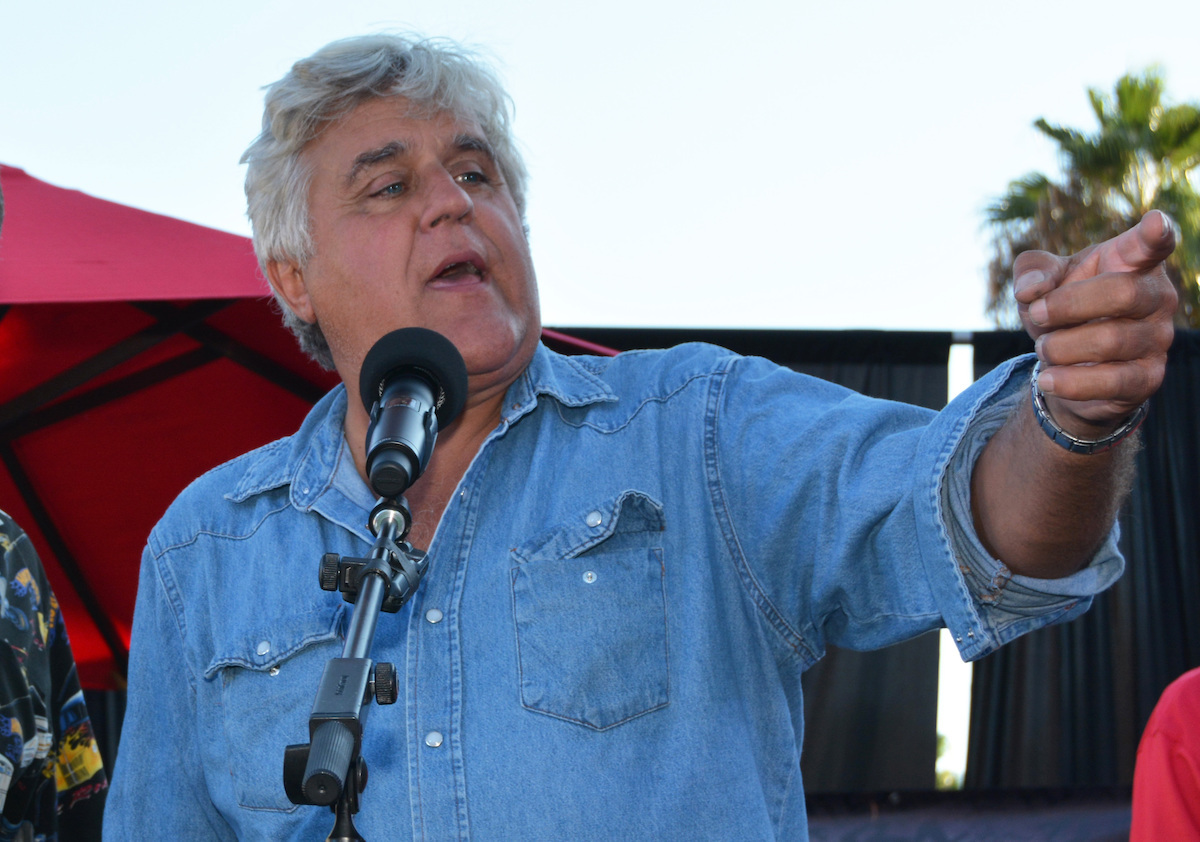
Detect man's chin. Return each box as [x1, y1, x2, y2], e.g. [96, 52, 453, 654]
[440, 317, 539, 380]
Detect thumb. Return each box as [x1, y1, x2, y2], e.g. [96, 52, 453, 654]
[1080, 210, 1177, 277]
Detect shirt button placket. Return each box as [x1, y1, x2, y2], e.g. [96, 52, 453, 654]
[423, 606, 446, 753]
[416, 575, 461, 834]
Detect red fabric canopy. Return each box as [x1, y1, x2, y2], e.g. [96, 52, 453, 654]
[0, 165, 339, 689]
[0, 165, 267, 302]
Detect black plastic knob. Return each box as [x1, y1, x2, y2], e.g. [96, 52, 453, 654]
[373, 662, 398, 705]
[319, 554, 340, 592]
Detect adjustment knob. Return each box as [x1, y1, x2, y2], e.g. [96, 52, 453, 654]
[319, 554, 340, 592]
[373, 662, 398, 705]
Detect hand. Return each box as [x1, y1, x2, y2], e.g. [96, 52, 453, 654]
[1013, 210, 1178, 436]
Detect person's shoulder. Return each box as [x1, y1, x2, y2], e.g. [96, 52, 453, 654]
[1141, 666, 1200, 751]
[146, 436, 291, 550]
[536, 342, 854, 423]
[0, 507, 22, 540]
[1157, 666, 1200, 714]
[0, 508, 36, 575]
[572, 342, 749, 392]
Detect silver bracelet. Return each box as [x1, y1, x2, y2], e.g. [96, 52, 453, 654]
[1030, 362, 1148, 455]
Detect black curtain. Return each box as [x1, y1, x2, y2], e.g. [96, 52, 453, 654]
[965, 330, 1200, 787]
[558, 328, 951, 792]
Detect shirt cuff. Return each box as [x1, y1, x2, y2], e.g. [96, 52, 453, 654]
[940, 354, 1124, 651]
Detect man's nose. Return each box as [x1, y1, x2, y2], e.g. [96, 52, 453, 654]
[421, 171, 474, 229]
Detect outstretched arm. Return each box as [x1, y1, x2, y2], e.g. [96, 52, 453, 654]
[971, 210, 1178, 578]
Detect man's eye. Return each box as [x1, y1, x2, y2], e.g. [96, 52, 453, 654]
[372, 181, 405, 197]
[456, 170, 489, 186]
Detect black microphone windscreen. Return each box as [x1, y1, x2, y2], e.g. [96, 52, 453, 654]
[358, 328, 468, 426]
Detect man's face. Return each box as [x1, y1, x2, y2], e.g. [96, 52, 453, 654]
[269, 97, 541, 400]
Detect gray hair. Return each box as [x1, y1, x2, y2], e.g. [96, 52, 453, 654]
[241, 34, 529, 369]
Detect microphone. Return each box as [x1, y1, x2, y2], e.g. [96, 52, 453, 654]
[358, 328, 468, 499]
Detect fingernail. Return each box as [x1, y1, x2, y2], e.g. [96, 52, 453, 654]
[1034, 334, 1044, 357]
[1030, 298, 1049, 325]
[1015, 270, 1045, 294]
[1159, 210, 1180, 242]
[1037, 367, 1055, 395]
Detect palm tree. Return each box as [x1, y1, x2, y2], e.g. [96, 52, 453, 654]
[986, 69, 1200, 327]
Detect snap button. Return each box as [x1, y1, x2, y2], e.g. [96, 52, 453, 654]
[426, 608, 444, 624]
[256, 640, 270, 656]
[425, 731, 444, 748]
[583, 571, 597, 584]
[585, 511, 602, 528]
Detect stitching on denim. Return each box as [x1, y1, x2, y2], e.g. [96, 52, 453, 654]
[510, 490, 665, 565]
[550, 369, 715, 433]
[518, 698, 671, 731]
[703, 360, 818, 665]
[151, 499, 293, 557]
[203, 614, 342, 678]
[151, 549, 199, 694]
[445, 451, 481, 839]
[510, 548, 671, 731]
[224, 437, 293, 502]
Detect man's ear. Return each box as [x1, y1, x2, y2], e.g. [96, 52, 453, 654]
[266, 259, 316, 324]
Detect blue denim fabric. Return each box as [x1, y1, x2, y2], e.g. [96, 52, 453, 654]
[105, 343, 1120, 841]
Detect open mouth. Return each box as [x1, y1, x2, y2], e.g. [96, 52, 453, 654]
[433, 260, 484, 282]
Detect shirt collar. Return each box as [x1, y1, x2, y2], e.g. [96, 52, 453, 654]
[227, 386, 349, 507]
[502, 343, 616, 424]
[228, 343, 616, 504]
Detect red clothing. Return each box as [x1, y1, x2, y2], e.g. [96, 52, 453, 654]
[1132, 666, 1200, 841]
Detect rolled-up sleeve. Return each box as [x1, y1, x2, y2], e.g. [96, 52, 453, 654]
[929, 354, 1123, 661]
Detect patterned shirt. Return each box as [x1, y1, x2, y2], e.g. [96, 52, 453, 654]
[0, 510, 106, 841]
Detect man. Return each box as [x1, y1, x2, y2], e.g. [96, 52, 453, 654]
[105, 34, 1177, 840]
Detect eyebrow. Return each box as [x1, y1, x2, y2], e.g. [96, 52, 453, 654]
[453, 133, 496, 160]
[343, 133, 497, 188]
[345, 141, 407, 187]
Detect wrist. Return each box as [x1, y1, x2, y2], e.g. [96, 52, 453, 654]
[1030, 362, 1147, 455]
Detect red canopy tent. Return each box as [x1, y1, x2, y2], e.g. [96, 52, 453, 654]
[0, 164, 341, 689]
[0, 165, 611, 691]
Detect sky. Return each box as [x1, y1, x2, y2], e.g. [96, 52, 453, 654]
[3, 0, 1199, 333]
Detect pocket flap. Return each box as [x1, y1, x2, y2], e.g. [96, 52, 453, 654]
[512, 491, 665, 565]
[203, 603, 344, 680]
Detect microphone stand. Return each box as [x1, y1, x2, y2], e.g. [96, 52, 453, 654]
[283, 495, 429, 841]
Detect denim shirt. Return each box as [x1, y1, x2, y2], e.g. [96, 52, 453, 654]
[106, 343, 1121, 841]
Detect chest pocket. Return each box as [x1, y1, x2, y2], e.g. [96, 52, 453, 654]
[510, 491, 668, 731]
[203, 605, 344, 812]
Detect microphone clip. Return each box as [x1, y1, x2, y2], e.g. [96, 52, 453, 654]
[318, 497, 428, 614]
